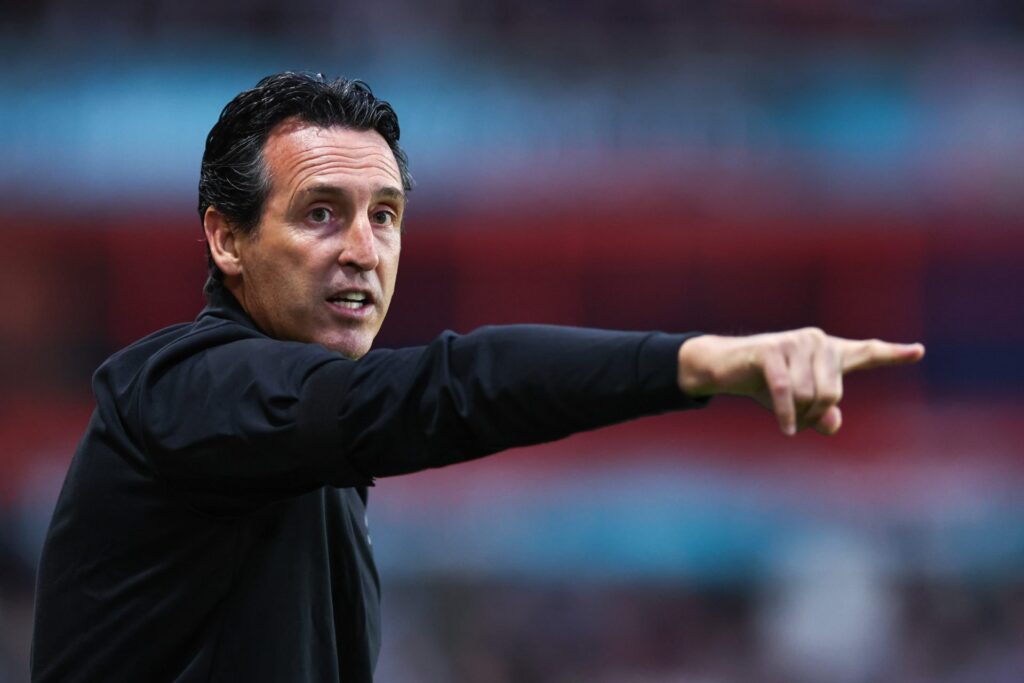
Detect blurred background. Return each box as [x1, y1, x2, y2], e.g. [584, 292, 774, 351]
[2, 1, 1023, 681]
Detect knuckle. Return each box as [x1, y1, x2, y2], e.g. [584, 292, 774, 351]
[768, 377, 791, 397]
[793, 387, 814, 403]
[864, 339, 890, 359]
[761, 351, 783, 374]
[819, 389, 842, 405]
[804, 327, 827, 349]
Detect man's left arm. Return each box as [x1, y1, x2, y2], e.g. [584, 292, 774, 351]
[314, 325, 709, 478]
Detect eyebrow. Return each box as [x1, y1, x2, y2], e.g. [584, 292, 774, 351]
[294, 184, 406, 206]
[375, 186, 406, 204]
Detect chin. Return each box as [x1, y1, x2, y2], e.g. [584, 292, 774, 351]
[320, 335, 373, 359]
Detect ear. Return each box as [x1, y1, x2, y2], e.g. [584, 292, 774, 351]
[203, 207, 244, 277]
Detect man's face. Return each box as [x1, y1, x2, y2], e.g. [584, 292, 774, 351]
[232, 120, 404, 358]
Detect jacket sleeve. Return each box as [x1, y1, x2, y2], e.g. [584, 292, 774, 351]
[307, 325, 708, 477]
[134, 324, 708, 501]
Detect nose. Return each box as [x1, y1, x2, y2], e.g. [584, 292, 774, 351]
[339, 214, 380, 272]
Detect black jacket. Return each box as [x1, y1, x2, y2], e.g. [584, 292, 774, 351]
[31, 281, 707, 682]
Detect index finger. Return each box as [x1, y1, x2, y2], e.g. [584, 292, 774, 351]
[838, 338, 925, 374]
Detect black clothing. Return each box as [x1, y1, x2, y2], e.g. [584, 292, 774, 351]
[31, 282, 707, 682]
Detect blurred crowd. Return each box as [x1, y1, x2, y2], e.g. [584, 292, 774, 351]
[1, 0, 1022, 680]
[376, 576, 1024, 683]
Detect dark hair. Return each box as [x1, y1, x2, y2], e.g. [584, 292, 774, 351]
[198, 71, 413, 282]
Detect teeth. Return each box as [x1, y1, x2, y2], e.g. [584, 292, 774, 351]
[327, 290, 368, 309]
[330, 292, 368, 307]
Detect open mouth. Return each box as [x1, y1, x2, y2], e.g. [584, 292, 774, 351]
[326, 290, 374, 314]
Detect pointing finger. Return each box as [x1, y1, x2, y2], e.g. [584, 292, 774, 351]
[839, 339, 925, 374]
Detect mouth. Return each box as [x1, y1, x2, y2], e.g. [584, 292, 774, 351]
[325, 290, 375, 317]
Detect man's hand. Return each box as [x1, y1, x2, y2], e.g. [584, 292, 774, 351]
[677, 328, 925, 436]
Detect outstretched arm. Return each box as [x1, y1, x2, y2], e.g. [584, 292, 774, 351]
[676, 327, 925, 436]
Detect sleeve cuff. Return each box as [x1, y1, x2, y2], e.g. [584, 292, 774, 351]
[636, 332, 713, 411]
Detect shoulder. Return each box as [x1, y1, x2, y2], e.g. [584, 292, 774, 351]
[94, 315, 343, 407]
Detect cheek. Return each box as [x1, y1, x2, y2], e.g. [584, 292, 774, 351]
[269, 237, 323, 285]
[382, 241, 401, 288]
[247, 240, 319, 309]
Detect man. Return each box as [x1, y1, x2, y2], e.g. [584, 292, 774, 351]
[31, 72, 923, 682]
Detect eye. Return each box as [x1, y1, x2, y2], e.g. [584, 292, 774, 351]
[308, 207, 332, 224]
[371, 208, 397, 227]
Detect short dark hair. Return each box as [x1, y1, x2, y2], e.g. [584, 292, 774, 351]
[198, 71, 413, 283]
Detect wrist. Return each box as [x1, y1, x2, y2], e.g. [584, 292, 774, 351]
[677, 334, 723, 397]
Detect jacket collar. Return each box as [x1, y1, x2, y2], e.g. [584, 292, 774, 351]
[197, 277, 260, 332]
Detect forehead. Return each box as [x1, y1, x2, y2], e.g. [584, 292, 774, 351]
[261, 120, 402, 196]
